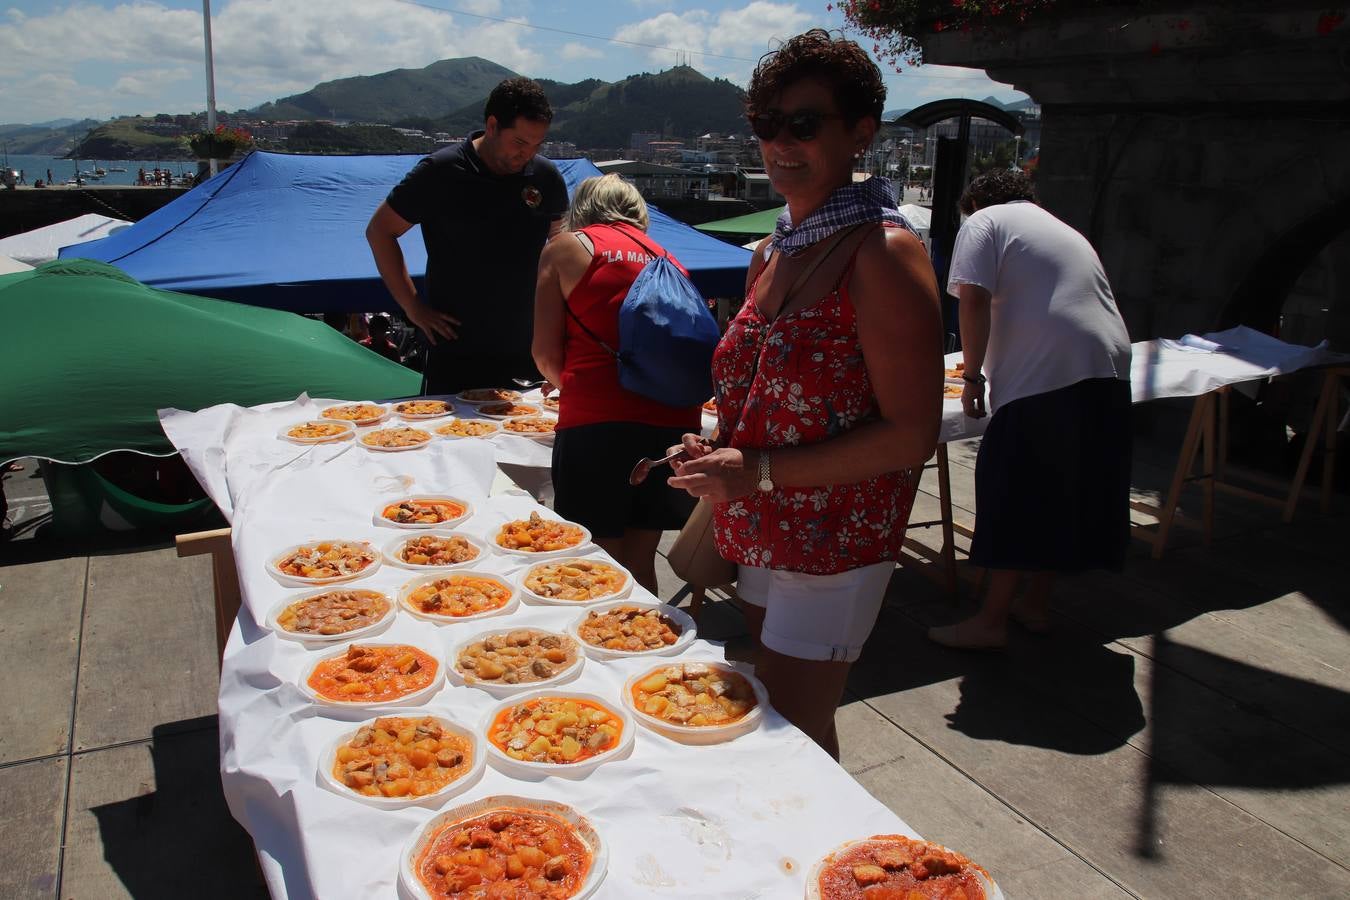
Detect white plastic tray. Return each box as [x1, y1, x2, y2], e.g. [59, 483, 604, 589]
[276, 419, 355, 445]
[454, 388, 523, 405]
[383, 531, 489, 571]
[567, 598, 697, 660]
[390, 399, 453, 420]
[397, 571, 519, 625]
[622, 659, 768, 745]
[358, 426, 434, 452]
[298, 641, 445, 709]
[319, 402, 388, 427]
[372, 495, 474, 530]
[399, 795, 607, 900]
[490, 516, 592, 560]
[266, 539, 381, 587]
[433, 417, 502, 440]
[265, 587, 396, 644]
[316, 712, 485, 810]
[448, 627, 585, 697]
[804, 836, 1002, 900]
[517, 556, 633, 607]
[480, 690, 634, 779]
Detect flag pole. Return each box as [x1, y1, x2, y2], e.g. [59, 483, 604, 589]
[202, 0, 219, 177]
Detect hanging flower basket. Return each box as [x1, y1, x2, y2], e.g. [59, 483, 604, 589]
[188, 125, 253, 160]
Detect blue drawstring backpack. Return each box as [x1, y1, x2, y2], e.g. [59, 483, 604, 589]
[566, 231, 721, 408]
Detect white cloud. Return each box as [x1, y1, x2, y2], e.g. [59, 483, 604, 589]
[612, 2, 815, 68]
[113, 67, 192, 98]
[560, 42, 603, 61]
[0, 0, 542, 120]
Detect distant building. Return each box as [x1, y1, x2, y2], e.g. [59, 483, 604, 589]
[541, 140, 582, 159]
[593, 159, 711, 200]
[736, 167, 783, 203]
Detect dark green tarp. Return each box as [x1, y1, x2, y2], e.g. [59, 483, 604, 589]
[1, 259, 420, 465]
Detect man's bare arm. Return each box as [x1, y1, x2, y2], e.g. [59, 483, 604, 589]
[365, 201, 460, 343]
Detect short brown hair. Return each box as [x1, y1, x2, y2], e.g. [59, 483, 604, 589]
[959, 170, 1036, 216]
[484, 77, 553, 128]
[745, 29, 885, 126]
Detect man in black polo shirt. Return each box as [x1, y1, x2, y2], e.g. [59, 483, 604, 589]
[366, 77, 569, 393]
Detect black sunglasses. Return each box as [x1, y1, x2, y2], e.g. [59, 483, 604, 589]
[749, 109, 844, 142]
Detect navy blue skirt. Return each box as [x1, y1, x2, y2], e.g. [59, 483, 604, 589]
[969, 377, 1132, 573]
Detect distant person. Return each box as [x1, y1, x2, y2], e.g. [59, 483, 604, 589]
[360, 315, 402, 363]
[47, 168, 53, 184]
[137, 167, 146, 185]
[928, 169, 1132, 650]
[366, 77, 568, 393]
[17, 170, 24, 185]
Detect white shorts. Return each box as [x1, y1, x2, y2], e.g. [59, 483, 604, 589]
[737, 562, 895, 663]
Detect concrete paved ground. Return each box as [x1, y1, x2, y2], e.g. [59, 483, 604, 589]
[1, 422, 1346, 898]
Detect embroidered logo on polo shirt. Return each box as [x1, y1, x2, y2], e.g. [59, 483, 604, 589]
[522, 186, 542, 209]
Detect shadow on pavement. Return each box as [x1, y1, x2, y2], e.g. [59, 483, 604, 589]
[89, 718, 267, 900]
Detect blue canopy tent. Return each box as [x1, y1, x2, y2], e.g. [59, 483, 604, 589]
[63, 151, 750, 310]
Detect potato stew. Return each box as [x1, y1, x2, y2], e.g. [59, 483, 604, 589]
[488, 697, 621, 765]
[816, 835, 989, 900]
[631, 662, 756, 727]
[456, 630, 578, 686]
[395, 534, 480, 566]
[333, 716, 472, 800]
[523, 559, 626, 602]
[406, 575, 512, 619]
[576, 605, 680, 652]
[275, 541, 376, 580]
[415, 808, 591, 899]
[276, 589, 390, 637]
[307, 644, 437, 703]
[495, 512, 586, 554]
[381, 498, 468, 526]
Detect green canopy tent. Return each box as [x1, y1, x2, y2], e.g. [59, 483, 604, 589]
[2, 259, 420, 534]
[695, 205, 785, 240]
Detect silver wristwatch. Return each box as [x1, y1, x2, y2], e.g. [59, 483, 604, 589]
[757, 452, 774, 492]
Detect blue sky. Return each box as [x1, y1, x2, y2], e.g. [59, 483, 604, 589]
[0, 0, 1027, 124]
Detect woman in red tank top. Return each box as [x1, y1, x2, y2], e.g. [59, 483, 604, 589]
[533, 175, 701, 591]
[667, 32, 944, 758]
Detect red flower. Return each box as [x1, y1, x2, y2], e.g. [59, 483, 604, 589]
[1317, 13, 1344, 35]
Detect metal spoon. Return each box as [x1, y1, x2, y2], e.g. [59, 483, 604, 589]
[511, 378, 549, 388]
[629, 447, 691, 486]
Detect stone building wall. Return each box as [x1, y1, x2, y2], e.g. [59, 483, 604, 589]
[919, 2, 1350, 347]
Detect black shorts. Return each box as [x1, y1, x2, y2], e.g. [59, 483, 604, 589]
[969, 377, 1132, 573]
[551, 421, 696, 539]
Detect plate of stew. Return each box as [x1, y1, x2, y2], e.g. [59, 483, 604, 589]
[806, 834, 999, 900]
[300, 641, 444, 708]
[318, 712, 483, 810]
[400, 795, 607, 900]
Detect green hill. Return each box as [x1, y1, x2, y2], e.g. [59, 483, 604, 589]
[251, 57, 519, 123]
[431, 67, 745, 146]
[71, 117, 193, 160]
[0, 119, 99, 155]
[549, 67, 746, 148]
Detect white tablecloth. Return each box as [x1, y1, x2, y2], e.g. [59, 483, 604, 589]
[160, 405, 926, 900]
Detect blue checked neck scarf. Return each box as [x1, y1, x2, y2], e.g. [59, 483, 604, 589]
[770, 176, 912, 257]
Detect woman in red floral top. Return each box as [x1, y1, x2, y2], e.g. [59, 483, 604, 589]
[669, 30, 943, 757]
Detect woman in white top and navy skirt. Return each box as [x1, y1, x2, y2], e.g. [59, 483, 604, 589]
[929, 170, 1133, 650]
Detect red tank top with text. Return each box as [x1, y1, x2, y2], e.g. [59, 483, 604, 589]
[557, 223, 702, 431]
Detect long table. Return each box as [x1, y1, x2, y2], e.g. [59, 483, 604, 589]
[161, 398, 956, 900]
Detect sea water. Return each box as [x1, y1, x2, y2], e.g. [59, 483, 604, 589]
[3, 154, 197, 186]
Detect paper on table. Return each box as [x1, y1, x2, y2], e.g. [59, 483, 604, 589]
[186, 419, 921, 900]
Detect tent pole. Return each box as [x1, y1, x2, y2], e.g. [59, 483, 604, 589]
[202, 0, 218, 178]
